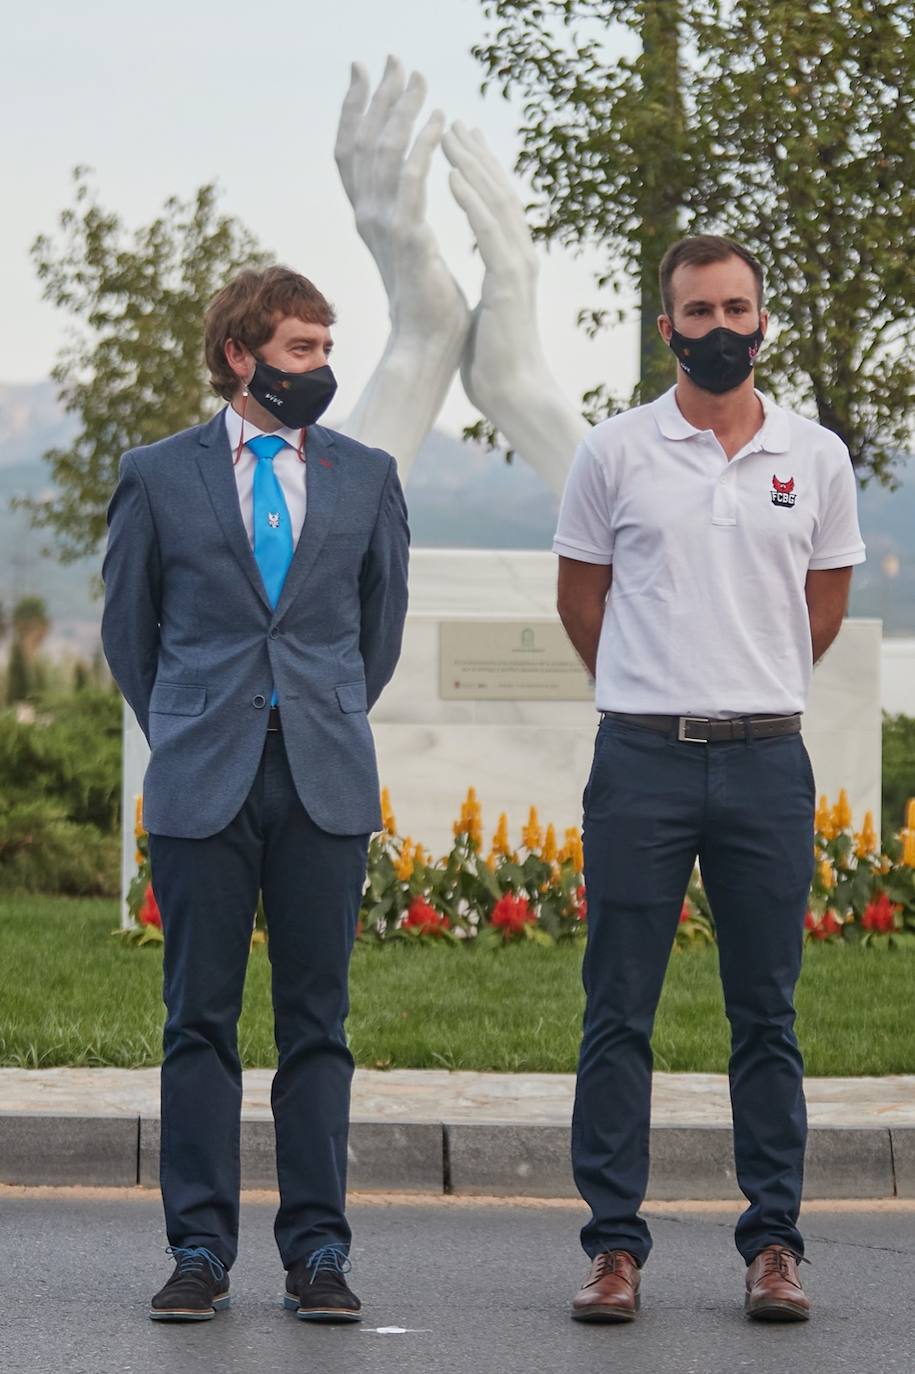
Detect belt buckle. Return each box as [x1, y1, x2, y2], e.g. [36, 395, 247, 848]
[677, 716, 709, 744]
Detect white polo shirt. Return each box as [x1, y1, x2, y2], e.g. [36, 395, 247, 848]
[553, 386, 866, 717]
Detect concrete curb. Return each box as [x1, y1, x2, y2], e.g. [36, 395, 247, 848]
[0, 1115, 911, 1198]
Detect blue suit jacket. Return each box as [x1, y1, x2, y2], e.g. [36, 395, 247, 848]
[101, 410, 409, 838]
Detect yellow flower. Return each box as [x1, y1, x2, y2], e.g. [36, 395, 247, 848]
[522, 806, 543, 853]
[395, 838, 414, 882]
[543, 823, 558, 863]
[134, 848, 144, 867]
[454, 787, 483, 847]
[902, 829, 915, 868]
[831, 788, 853, 833]
[906, 798, 915, 831]
[414, 843, 426, 868]
[134, 794, 145, 840]
[381, 787, 397, 836]
[558, 827, 584, 871]
[492, 812, 511, 856]
[818, 857, 835, 890]
[814, 794, 836, 840]
[854, 810, 878, 859]
[486, 851, 497, 872]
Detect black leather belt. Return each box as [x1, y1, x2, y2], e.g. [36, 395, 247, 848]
[602, 712, 802, 743]
[266, 706, 282, 733]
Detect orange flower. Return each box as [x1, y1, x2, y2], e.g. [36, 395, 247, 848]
[558, 827, 584, 871]
[831, 788, 853, 833]
[395, 839, 415, 882]
[817, 857, 835, 890]
[134, 794, 145, 840]
[854, 810, 878, 859]
[522, 806, 543, 853]
[814, 794, 836, 840]
[492, 812, 511, 857]
[902, 830, 915, 868]
[542, 823, 558, 863]
[381, 787, 397, 836]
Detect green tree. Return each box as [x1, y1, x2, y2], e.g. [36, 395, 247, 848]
[17, 171, 267, 561]
[475, 0, 915, 481]
[6, 640, 31, 705]
[882, 712, 915, 835]
[12, 595, 50, 662]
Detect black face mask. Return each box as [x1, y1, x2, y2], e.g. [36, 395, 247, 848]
[247, 358, 337, 428]
[668, 323, 764, 394]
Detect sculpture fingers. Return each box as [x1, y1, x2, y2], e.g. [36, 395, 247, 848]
[447, 168, 508, 269]
[372, 71, 428, 212]
[451, 122, 533, 253]
[353, 55, 405, 204]
[334, 61, 370, 204]
[395, 109, 445, 227]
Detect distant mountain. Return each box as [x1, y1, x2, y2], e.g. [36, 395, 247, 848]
[0, 381, 913, 651]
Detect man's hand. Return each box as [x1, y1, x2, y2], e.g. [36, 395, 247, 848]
[806, 567, 852, 663]
[335, 56, 469, 351]
[442, 122, 588, 496]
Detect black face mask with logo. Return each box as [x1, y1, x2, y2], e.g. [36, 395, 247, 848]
[247, 358, 338, 429]
[668, 324, 764, 395]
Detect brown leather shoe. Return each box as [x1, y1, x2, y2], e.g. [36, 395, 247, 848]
[745, 1245, 810, 1322]
[571, 1250, 641, 1323]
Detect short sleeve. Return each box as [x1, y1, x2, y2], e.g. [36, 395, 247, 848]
[552, 439, 614, 565]
[809, 449, 866, 570]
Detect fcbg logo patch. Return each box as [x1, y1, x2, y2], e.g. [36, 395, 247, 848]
[771, 474, 797, 508]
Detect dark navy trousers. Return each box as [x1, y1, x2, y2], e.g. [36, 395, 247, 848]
[573, 716, 815, 1266]
[148, 733, 369, 1271]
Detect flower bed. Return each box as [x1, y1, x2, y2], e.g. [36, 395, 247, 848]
[124, 788, 915, 949]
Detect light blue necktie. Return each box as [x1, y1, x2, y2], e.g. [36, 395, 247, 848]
[248, 434, 294, 704]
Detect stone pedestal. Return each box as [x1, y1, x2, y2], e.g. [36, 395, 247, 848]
[119, 549, 883, 922]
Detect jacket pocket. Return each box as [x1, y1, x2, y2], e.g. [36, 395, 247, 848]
[150, 682, 207, 716]
[335, 681, 368, 713]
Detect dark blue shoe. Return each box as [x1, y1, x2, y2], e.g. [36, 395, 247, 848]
[149, 1246, 230, 1322]
[283, 1246, 361, 1322]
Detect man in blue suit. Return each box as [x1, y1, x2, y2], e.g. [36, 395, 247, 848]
[102, 265, 409, 1323]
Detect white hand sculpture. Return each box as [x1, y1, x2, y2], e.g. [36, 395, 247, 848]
[442, 122, 588, 496]
[335, 56, 470, 478]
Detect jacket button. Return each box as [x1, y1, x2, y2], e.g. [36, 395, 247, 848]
[252, 694, 266, 709]
[269, 628, 279, 639]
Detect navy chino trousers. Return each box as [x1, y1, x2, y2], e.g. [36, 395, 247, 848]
[572, 715, 816, 1266]
[148, 732, 369, 1271]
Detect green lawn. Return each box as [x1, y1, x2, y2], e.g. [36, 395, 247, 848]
[2, 896, 914, 1075]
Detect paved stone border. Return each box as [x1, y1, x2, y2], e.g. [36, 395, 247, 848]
[0, 1115, 911, 1197]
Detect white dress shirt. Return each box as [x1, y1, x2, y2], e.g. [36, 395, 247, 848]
[553, 386, 866, 717]
[223, 405, 308, 550]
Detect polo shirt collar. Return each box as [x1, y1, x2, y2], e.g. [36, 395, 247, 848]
[652, 385, 791, 455]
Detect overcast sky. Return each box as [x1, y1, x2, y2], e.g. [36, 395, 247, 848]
[2, 0, 639, 435]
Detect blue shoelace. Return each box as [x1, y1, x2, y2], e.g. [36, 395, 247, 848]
[306, 1245, 351, 1282]
[167, 1245, 226, 1282]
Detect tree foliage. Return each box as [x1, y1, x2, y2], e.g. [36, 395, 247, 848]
[475, 0, 915, 482]
[19, 171, 266, 560]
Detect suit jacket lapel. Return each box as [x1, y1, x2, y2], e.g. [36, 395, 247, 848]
[195, 410, 272, 611]
[273, 425, 340, 620]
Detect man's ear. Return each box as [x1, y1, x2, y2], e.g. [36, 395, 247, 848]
[657, 313, 674, 345]
[225, 337, 255, 383]
[759, 309, 769, 339]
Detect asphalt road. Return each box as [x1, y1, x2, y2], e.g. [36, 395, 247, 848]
[1, 1190, 912, 1374]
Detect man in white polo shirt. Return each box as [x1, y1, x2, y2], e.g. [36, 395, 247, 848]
[555, 234, 864, 1325]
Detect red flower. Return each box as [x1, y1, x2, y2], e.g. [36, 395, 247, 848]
[402, 897, 450, 936]
[679, 902, 691, 925]
[861, 891, 900, 935]
[576, 885, 588, 922]
[139, 882, 161, 929]
[805, 908, 841, 940]
[491, 894, 534, 935]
